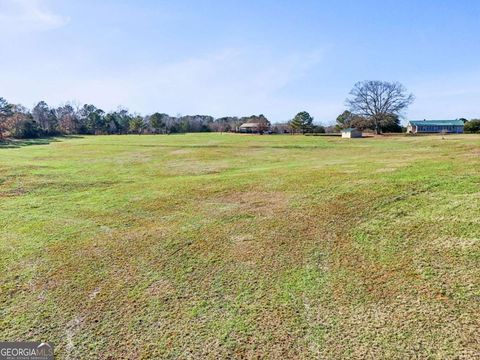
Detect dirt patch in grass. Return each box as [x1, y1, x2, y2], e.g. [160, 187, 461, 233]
[146, 278, 175, 298]
[213, 191, 291, 217]
[170, 149, 193, 155]
[229, 233, 257, 265]
[204, 191, 307, 268]
[0, 188, 28, 197]
[164, 159, 231, 176]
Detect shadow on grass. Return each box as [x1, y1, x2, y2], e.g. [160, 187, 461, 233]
[0, 135, 84, 149]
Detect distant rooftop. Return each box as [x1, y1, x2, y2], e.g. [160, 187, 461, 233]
[239, 123, 261, 128]
[408, 120, 464, 126]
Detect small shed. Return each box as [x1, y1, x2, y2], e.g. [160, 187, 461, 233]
[341, 128, 362, 138]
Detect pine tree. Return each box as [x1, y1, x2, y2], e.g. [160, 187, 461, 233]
[0, 97, 13, 139]
[290, 111, 314, 134]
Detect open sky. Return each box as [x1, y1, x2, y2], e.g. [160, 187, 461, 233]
[1, 0, 480, 124]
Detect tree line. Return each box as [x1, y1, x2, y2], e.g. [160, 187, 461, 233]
[2, 81, 479, 139]
[0, 97, 275, 139]
[0, 81, 412, 139]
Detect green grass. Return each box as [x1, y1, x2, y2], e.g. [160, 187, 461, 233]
[0, 133, 479, 359]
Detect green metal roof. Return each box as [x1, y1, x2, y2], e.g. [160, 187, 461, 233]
[408, 120, 464, 126]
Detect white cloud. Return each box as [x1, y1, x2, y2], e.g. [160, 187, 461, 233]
[0, 0, 69, 32]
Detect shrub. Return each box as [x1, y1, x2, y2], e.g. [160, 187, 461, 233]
[465, 119, 480, 133]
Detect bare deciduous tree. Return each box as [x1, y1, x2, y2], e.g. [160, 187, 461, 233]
[346, 81, 414, 134]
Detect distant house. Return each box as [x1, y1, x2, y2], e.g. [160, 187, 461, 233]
[406, 120, 464, 134]
[239, 123, 263, 133]
[238, 116, 271, 134]
[341, 128, 362, 138]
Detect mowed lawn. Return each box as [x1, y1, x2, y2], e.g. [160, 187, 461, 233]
[1, 133, 479, 359]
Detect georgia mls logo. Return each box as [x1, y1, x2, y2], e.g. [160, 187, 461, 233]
[0, 342, 54, 360]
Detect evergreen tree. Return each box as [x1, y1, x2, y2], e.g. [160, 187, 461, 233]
[150, 113, 167, 134]
[0, 97, 13, 139]
[290, 111, 314, 134]
[129, 116, 145, 134]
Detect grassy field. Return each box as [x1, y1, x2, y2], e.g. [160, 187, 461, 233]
[1, 133, 479, 359]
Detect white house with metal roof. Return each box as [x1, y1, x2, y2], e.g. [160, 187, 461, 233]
[406, 120, 465, 134]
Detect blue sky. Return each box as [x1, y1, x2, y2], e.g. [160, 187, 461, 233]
[1, 0, 480, 124]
